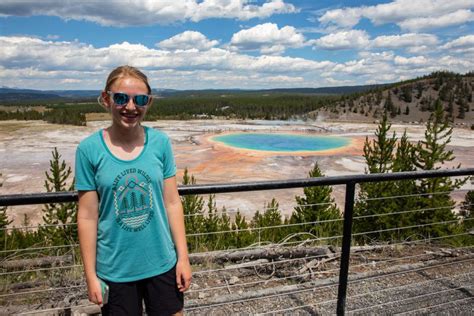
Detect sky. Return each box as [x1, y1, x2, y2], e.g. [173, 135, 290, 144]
[0, 0, 473, 90]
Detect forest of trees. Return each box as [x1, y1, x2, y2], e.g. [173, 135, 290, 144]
[1, 71, 471, 126]
[0, 94, 338, 126]
[330, 71, 473, 125]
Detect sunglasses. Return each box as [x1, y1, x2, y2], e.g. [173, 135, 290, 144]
[107, 91, 151, 107]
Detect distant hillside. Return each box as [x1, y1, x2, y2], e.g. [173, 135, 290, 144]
[0, 88, 99, 102]
[315, 71, 474, 126]
[261, 85, 388, 95]
[0, 92, 62, 101]
[0, 84, 386, 102]
[155, 85, 387, 97]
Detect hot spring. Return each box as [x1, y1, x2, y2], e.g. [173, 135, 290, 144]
[211, 133, 351, 152]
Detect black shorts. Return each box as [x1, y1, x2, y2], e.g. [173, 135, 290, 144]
[101, 265, 183, 316]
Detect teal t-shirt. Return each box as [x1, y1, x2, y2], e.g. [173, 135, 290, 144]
[75, 126, 177, 282]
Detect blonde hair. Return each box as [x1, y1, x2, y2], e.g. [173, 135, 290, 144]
[105, 65, 151, 94]
[98, 65, 152, 107]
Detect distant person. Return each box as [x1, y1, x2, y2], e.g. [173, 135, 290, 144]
[75, 65, 191, 315]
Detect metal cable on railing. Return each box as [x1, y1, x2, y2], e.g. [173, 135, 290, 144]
[394, 297, 474, 315]
[0, 222, 78, 232]
[185, 280, 339, 312]
[347, 285, 473, 314]
[360, 189, 467, 202]
[0, 264, 83, 276]
[0, 243, 79, 254]
[10, 303, 94, 315]
[352, 205, 462, 220]
[186, 217, 344, 237]
[346, 257, 473, 287]
[352, 219, 462, 237]
[346, 272, 474, 308]
[0, 284, 85, 298]
[183, 201, 335, 218]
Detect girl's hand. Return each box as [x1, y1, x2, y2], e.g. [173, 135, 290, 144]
[176, 258, 192, 292]
[87, 276, 104, 306]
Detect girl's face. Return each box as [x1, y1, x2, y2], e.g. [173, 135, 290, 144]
[103, 76, 151, 131]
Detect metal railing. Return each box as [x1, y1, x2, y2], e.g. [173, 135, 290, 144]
[1, 168, 474, 315]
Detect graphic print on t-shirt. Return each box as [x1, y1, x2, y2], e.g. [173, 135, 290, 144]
[112, 168, 154, 232]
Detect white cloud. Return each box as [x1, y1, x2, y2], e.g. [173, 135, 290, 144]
[372, 33, 439, 49]
[312, 30, 370, 50]
[319, 0, 474, 31]
[406, 46, 432, 54]
[0, 0, 297, 26]
[442, 34, 474, 54]
[61, 78, 82, 84]
[230, 23, 305, 55]
[398, 9, 474, 31]
[157, 31, 218, 51]
[1, 35, 472, 90]
[394, 55, 429, 67]
[189, 0, 297, 22]
[318, 7, 363, 30]
[0, 36, 333, 89]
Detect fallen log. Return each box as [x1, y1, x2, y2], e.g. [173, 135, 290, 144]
[189, 244, 403, 265]
[1, 255, 73, 269]
[190, 246, 334, 265]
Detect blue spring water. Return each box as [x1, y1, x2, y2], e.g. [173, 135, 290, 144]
[212, 133, 350, 152]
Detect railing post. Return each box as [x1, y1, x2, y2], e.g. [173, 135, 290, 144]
[337, 181, 356, 315]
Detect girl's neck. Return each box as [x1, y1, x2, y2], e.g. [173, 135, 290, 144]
[107, 124, 144, 145]
[104, 124, 146, 161]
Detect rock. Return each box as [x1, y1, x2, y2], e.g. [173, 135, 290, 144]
[198, 292, 208, 299]
[228, 276, 240, 285]
[190, 283, 200, 290]
[71, 300, 100, 316]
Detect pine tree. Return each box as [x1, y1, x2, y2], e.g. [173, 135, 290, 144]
[414, 99, 466, 238]
[354, 114, 401, 243]
[291, 163, 341, 243]
[376, 90, 383, 105]
[203, 194, 221, 250]
[231, 211, 253, 248]
[400, 85, 413, 102]
[218, 206, 232, 248]
[447, 98, 454, 121]
[0, 173, 13, 251]
[384, 92, 394, 114]
[457, 98, 466, 119]
[391, 131, 419, 239]
[415, 82, 424, 99]
[459, 191, 474, 231]
[364, 113, 396, 174]
[252, 198, 284, 243]
[40, 147, 77, 246]
[181, 168, 205, 251]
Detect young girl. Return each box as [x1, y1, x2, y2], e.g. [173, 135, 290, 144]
[75, 65, 191, 315]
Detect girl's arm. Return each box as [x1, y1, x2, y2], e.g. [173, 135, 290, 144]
[163, 176, 192, 292]
[77, 190, 103, 305]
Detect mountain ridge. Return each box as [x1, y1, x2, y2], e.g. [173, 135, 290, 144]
[0, 84, 388, 102]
